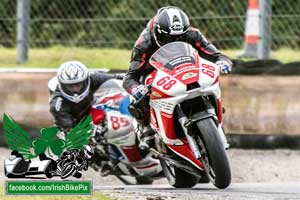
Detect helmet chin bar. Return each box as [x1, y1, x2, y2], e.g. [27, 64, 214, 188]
[153, 31, 182, 47]
[62, 88, 89, 103]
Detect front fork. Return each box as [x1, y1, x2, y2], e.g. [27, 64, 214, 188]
[176, 105, 202, 159]
[176, 102, 229, 161]
[205, 96, 229, 149]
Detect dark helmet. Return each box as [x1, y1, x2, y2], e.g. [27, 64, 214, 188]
[57, 61, 90, 103]
[153, 6, 190, 47]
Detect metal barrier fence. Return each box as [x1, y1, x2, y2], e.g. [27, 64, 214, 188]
[0, 0, 300, 61]
[1, 0, 248, 48]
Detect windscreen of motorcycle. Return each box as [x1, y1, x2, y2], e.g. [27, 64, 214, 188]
[149, 41, 196, 70]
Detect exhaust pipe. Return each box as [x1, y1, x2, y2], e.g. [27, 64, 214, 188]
[150, 148, 201, 177]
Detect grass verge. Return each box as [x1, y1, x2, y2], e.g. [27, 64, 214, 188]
[0, 47, 299, 69]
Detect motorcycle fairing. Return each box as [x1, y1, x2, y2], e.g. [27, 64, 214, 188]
[91, 83, 163, 179]
[120, 145, 142, 162]
[150, 69, 187, 98]
[167, 142, 204, 170]
[91, 107, 106, 125]
[148, 42, 222, 171]
[150, 86, 172, 100]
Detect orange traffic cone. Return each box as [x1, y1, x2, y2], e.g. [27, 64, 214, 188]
[239, 0, 259, 58]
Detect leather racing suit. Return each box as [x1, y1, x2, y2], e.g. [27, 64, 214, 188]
[123, 17, 232, 125]
[49, 72, 116, 131]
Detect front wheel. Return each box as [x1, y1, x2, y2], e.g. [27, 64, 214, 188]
[196, 118, 231, 189]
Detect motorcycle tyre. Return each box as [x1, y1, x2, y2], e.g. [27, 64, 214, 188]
[196, 117, 231, 189]
[135, 176, 154, 185]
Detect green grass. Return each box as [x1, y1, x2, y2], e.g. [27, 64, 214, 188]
[0, 185, 112, 200]
[0, 47, 299, 69]
[224, 48, 300, 63]
[0, 46, 131, 69]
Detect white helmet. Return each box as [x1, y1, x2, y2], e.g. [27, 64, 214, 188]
[57, 61, 90, 103]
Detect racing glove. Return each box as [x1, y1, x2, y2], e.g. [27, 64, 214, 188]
[216, 60, 232, 74]
[131, 85, 149, 100]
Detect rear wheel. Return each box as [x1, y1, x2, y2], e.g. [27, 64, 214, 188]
[159, 158, 199, 188]
[196, 118, 231, 189]
[135, 176, 154, 185]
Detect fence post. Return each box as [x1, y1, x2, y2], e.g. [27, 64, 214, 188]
[16, 0, 30, 64]
[258, 0, 272, 59]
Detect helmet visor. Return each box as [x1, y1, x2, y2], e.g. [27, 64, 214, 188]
[60, 78, 89, 96]
[154, 28, 181, 46]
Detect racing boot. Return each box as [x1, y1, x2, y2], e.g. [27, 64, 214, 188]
[137, 125, 155, 150]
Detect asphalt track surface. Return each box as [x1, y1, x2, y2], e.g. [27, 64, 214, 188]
[95, 182, 300, 200]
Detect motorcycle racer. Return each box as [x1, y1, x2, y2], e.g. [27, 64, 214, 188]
[123, 6, 232, 149]
[48, 61, 123, 168]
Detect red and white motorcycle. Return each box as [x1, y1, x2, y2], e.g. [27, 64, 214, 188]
[90, 80, 163, 184]
[132, 42, 231, 188]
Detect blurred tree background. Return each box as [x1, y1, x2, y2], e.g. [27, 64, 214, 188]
[1, 0, 300, 68]
[2, 0, 299, 50]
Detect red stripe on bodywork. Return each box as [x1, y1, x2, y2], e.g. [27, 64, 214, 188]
[160, 112, 177, 140]
[97, 92, 124, 105]
[136, 163, 158, 169]
[121, 145, 142, 162]
[145, 70, 157, 86]
[167, 140, 204, 170]
[150, 87, 172, 100]
[212, 75, 219, 85]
